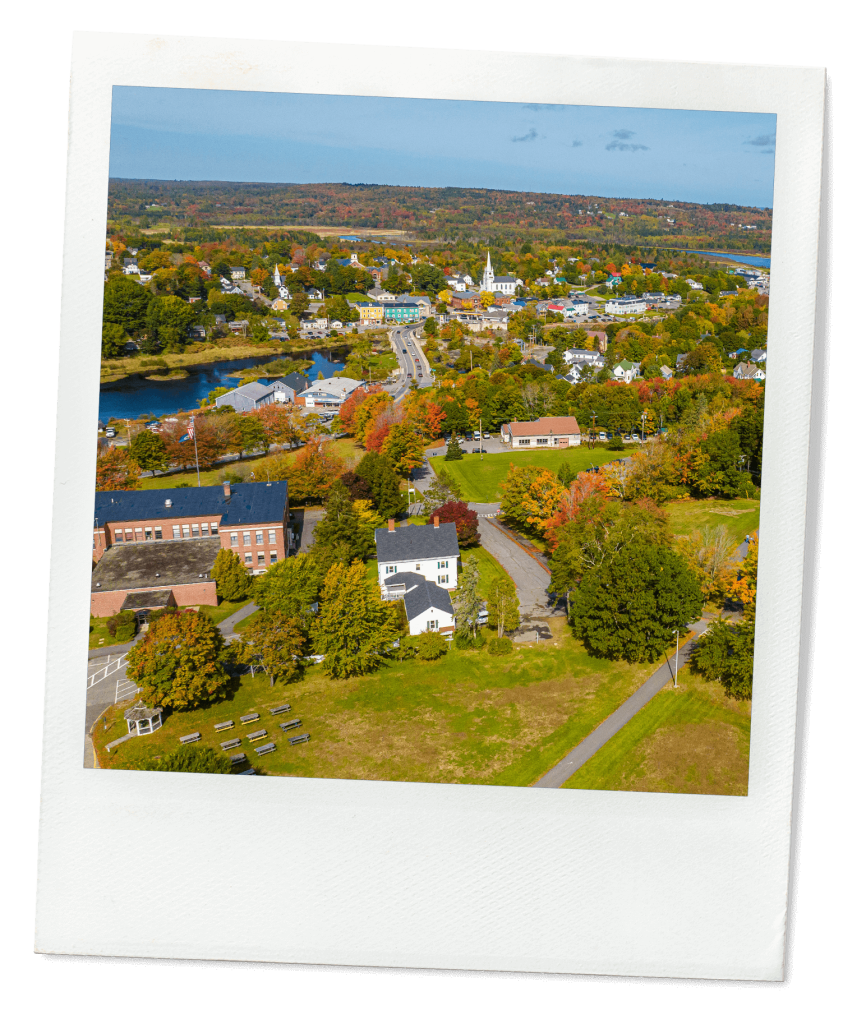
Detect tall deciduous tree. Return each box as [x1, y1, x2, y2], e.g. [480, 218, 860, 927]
[130, 430, 169, 473]
[310, 562, 402, 678]
[239, 611, 305, 685]
[95, 446, 141, 491]
[571, 543, 702, 662]
[102, 275, 152, 335]
[675, 526, 738, 603]
[488, 576, 520, 638]
[252, 552, 323, 626]
[427, 501, 479, 547]
[211, 548, 251, 602]
[126, 610, 230, 710]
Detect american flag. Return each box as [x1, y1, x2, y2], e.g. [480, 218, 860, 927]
[188, 418, 196, 438]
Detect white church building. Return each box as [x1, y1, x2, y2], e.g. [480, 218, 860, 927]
[481, 252, 522, 296]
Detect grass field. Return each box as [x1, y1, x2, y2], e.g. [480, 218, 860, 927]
[562, 666, 751, 795]
[429, 447, 630, 503]
[665, 498, 760, 546]
[137, 438, 361, 490]
[97, 618, 670, 787]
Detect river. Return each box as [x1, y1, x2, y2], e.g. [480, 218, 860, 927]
[679, 249, 771, 269]
[99, 350, 346, 423]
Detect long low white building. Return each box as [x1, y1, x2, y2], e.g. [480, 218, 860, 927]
[297, 377, 365, 410]
[605, 295, 647, 315]
[501, 415, 582, 449]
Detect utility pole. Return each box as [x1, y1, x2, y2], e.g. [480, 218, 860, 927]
[673, 629, 679, 688]
[590, 409, 597, 449]
[479, 416, 483, 461]
[641, 408, 647, 442]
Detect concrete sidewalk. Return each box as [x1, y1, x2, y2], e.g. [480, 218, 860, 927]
[532, 620, 711, 788]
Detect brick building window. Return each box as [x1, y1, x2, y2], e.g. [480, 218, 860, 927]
[211, 522, 219, 532]
[182, 525, 190, 538]
[135, 528, 143, 541]
[145, 527, 152, 540]
[244, 553, 253, 565]
[230, 533, 238, 546]
[255, 531, 263, 545]
[114, 531, 123, 543]
[268, 530, 276, 545]
[191, 524, 199, 537]
[173, 526, 181, 539]
[201, 523, 209, 536]
[243, 532, 251, 546]
[125, 530, 133, 541]
[154, 527, 162, 540]
[257, 553, 265, 566]
[269, 551, 278, 564]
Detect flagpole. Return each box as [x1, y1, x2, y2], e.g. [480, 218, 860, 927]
[191, 416, 201, 487]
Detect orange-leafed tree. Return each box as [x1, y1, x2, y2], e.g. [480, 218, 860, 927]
[543, 472, 610, 548]
[339, 384, 382, 435]
[95, 445, 141, 491]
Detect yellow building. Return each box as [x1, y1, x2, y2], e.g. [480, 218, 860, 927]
[356, 301, 384, 323]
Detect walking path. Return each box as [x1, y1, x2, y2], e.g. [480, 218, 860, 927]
[532, 619, 711, 788]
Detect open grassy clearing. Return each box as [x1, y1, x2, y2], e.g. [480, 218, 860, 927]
[88, 616, 119, 649]
[98, 618, 663, 787]
[562, 665, 751, 796]
[137, 438, 361, 489]
[429, 447, 630, 503]
[665, 498, 760, 546]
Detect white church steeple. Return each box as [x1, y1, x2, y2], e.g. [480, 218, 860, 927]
[482, 251, 495, 293]
[274, 263, 283, 288]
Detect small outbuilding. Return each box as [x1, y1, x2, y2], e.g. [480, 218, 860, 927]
[124, 702, 164, 736]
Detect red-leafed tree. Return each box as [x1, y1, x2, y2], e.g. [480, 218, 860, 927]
[95, 445, 141, 491]
[427, 501, 479, 547]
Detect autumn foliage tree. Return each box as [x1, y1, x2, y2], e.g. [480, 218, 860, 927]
[259, 437, 346, 505]
[95, 445, 141, 490]
[499, 465, 564, 530]
[427, 501, 479, 546]
[238, 611, 306, 685]
[126, 610, 230, 710]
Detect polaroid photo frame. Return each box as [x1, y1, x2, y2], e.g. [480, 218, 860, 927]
[36, 31, 824, 980]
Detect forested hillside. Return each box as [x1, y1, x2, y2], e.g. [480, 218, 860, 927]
[108, 179, 772, 253]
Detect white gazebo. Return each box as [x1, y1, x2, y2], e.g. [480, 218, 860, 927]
[124, 702, 164, 736]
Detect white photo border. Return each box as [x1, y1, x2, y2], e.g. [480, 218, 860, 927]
[36, 31, 825, 981]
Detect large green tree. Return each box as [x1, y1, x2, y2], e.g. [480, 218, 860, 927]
[690, 616, 755, 700]
[102, 322, 128, 358]
[102, 275, 152, 335]
[311, 481, 375, 569]
[130, 429, 169, 472]
[145, 295, 198, 351]
[126, 610, 230, 710]
[571, 543, 702, 662]
[451, 554, 482, 638]
[252, 553, 323, 626]
[211, 548, 251, 602]
[310, 562, 402, 678]
[488, 576, 520, 638]
[238, 611, 305, 685]
[356, 451, 403, 519]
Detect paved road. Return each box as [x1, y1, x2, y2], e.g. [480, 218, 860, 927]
[477, 517, 559, 628]
[298, 507, 326, 552]
[532, 619, 712, 788]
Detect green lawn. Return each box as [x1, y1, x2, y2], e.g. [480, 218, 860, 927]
[97, 619, 668, 787]
[89, 616, 119, 650]
[138, 438, 361, 490]
[665, 498, 760, 546]
[467, 545, 512, 600]
[562, 666, 751, 795]
[198, 598, 256, 626]
[430, 447, 628, 503]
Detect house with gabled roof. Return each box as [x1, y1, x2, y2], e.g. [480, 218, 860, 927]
[380, 572, 455, 637]
[501, 416, 581, 449]
[612, 359, 640, 383]
[733, 361, 766, 381]
[376, 518, 460, 593]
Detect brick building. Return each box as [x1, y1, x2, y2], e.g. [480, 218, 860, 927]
[93, 481, 291, 571]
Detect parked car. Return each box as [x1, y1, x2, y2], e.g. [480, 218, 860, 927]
[471, 447, 488, 454]
[597, 431, 607, 441]
[105, 426, 116, 438]
[473, 431, 481, 439]
[482, 431, 490, 439]
[402, 348, 407, 353]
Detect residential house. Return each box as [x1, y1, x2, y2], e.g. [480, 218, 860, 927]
[297, 377, 365, 410]
[733, 361, 766, 381]
[214, 373, 309, 412]
[750, 349, 767, 362]
[197, 261, 211, 274]
[91, 480, 291, 612]
[685, 278, 704, 290]
[641, 292, 666, 305]
[271, 298, 289, 311]
[229, 266, 246, 281]
[305, 287, 324, 301]
[567, 297, 590, 316]
[368, 287, 396, 303]
[399, 294, 432, 318]
[501, 415, 581, 449]
[563, 348, 604, 370]
[376, 518, 460, 595]
[676, 353, 688, 371]
[227, 320, 249, 335]
[719, 289, 739, 297]
[605, 274, 623, 288]
[122, 259, 140, 275]
[612, 360, 640, 383]
[188, 325, 207, 340]
[382, 573, 455, 637]
[605, 295, 647, 315]
[659, 364, 675, 380]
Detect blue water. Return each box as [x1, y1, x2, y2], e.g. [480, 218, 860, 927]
[99, 350, 345, 423]
[683, 250, 771, 269]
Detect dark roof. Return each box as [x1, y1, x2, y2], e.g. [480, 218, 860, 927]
[388, 572, 453, 621]
[274, 372, 310, 393]
[94, 481, 287, 528]
[92, 538, 222, 592]
[120, 589, 176, 610]
[375, 522, 459, 563]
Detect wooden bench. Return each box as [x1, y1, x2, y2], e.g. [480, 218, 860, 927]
[279, 719, 302, 732]
[269, 704, 291, 715]
[229, 752, 248, 766]
[215, 720, 235, 732]
[239, 713, 260, 725]
[220, 738, 241, 751]
[289, 733, 311, 746]
[179, 732, 201, 745]
[238, 767, 256, 775]
[255, 742, 277, 756]
[246, 729, 267, 742]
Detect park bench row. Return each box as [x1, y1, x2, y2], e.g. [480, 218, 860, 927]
[179, 729, 311, 753]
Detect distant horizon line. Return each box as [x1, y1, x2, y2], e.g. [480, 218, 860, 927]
[107, 177, 773, 212]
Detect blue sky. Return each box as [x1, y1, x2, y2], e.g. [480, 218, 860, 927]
[109, 87, 777, 208]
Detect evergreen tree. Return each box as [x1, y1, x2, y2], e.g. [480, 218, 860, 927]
[444, 435, 464, 461]
[452, 554, 482, 638]
[310, 481, 374, 569]
[356, 451, 403, 518]
[557, 461, 577, 488]
[211, 548, 251, 602]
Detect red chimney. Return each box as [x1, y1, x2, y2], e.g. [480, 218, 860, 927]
[433, 515, 439, 528]
[223, 481, 231, 498]
[388, 519, 395, 533]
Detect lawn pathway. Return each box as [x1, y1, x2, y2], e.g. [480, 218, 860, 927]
[531, 619, 712, 788]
